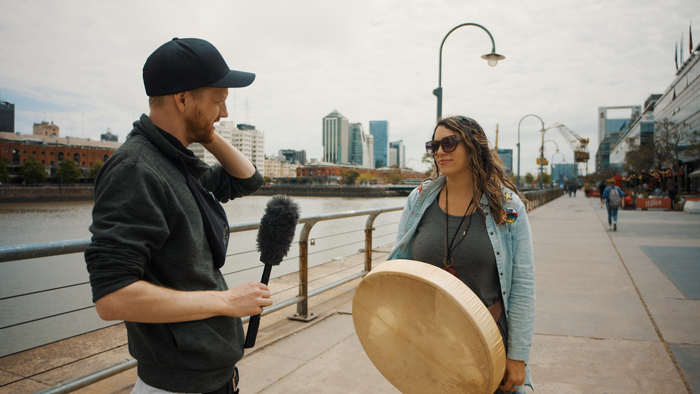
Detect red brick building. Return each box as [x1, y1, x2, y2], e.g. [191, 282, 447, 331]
[0, 123, 121, 183]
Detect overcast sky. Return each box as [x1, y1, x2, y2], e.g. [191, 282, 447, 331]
[1, 0, 697, 176]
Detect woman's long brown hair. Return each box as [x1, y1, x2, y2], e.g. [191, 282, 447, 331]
[429, 116, 526, 225]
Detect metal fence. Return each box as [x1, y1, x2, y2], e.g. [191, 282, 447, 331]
[1, 187, 563, 393]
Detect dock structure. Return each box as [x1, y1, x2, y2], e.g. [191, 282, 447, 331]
[1, 193, 698, 393]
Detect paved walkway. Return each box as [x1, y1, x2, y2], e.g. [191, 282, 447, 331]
[233, 193, 700, 393]
[2, 193, 699, 393]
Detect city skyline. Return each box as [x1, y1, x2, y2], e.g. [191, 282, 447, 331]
[1, 0, 698, 176]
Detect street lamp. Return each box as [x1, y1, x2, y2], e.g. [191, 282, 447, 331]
[516, 114, 545, 189]
[543, 140, 560, 187]
[433, 23, 505, 122]
[551, 150, 565, 187]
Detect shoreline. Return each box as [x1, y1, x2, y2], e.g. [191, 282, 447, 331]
[0, 184, 412, 203]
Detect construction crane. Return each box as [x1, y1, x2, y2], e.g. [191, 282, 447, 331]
[546, 123, 590, 176]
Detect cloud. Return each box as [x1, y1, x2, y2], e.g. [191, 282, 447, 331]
[1, 0, 698, 178]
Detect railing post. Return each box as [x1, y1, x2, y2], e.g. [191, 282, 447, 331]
[289, 221, 318, 322]
[364, 213, 380, 273]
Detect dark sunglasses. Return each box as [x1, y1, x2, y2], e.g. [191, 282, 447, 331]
[425, 135, 463, 155]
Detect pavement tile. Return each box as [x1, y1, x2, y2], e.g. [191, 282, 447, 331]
[530, 334, 686, 393]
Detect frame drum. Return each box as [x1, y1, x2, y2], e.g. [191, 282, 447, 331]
[352, 259, 505, 393]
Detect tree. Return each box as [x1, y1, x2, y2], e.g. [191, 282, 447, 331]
[57, 159, 82, 184]
[357, 172, 375, 184]
[388, 172, 403, 185]
[625, 119, 700, 189]
[90, 160, 104, 179]
[20, 156, 47, 184]
[0, 161, 10, 183]
[421, 152, 436, 176]
[654, 119, 700, 186]
[341, 169, 360, 185]
[523, 172, 535, 186]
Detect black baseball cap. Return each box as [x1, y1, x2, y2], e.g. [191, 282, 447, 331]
[143, 37, 255, 96]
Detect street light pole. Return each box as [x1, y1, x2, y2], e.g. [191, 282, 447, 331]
[516, 114, 545, 189]
[434, 23, 505, 122]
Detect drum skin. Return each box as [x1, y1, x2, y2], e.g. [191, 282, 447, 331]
[352, 259, 505, 394]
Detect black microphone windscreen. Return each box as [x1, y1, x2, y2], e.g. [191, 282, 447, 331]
[257, 195, 300, 266]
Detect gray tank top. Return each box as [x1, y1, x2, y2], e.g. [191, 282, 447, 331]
[411, 197, 508, 342]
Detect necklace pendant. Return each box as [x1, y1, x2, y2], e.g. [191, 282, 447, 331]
[444, 266, 458, 277]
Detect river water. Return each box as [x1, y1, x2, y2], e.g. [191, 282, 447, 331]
[0, 195, 406, 357]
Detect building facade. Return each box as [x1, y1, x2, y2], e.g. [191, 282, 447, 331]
[190, 121, 266, 176]
[0, 99, 14, 133]
[496, 148, 513, 174]
[609, 94, 661, 167]
[0, 122, 120, 183]
[264, 156, 298, 179]
[552, 163, 577, 186]
[595, 106, 641, 172]
[388, 140, 406, 168]
[323, 110, 349, 164]
[369, 120, 389, 169]
[278, 149, 307, 165]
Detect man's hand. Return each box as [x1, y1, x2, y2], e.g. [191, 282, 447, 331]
[220, 281, 273, 317]
[499, 358, 526, 392]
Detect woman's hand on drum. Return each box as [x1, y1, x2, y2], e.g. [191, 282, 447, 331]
[499, 358, 526, 392]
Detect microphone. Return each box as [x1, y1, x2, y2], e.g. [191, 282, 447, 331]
[244, 195, 300, 348]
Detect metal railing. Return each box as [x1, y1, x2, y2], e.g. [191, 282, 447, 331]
[4, 189, 564, 393]
[1, 206, 403, 393]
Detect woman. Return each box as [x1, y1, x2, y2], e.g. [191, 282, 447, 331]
[387, 116, 535, 393]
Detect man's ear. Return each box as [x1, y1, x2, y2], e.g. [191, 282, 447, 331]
[173, 92, 188, 113]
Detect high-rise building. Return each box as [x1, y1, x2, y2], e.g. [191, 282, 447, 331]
[552, 163, 577, 185]
[496, 148, 513, 174]
[0, 99, 14, 133]
[388, 140, 406, 167]
[349, 122, 365, 166]
[595, 106, 641, 172]
[323, 110, 349, 164]
[190, 121, 265, 176]
[278, 149, 307, 165]
[370, 121, 389, 168]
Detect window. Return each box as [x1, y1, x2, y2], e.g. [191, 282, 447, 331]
[73, 153, 80, 162]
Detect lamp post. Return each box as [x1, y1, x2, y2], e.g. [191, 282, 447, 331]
[434, 23, 504, 122]
[516, 114, 545, 189]
[543, 140, 560, 188]
[551, 151, 565, 187]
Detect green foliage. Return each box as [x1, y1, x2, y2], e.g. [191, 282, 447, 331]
[20, 156, 47, 184]
[340, 170, 360, 185]
[357, 172, 375, 184]
[421, 152, 436, 175]
[57, 159, 82, 184]
[541, 172, 551, 185]
[524, 172, 535, 186]
[388, 172, 403, 185]
[0, 161, 10, 183]
[90, 160, 104, 179]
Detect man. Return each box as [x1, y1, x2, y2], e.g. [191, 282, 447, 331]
[601, 180, 625, 231]
[85, 38, 270, 394]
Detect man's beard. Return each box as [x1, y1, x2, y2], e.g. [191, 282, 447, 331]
[184, 106, 216, 144]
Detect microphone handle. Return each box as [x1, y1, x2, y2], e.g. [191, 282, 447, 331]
[244, 264, 273, 348]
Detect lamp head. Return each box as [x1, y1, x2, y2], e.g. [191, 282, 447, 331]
[481, 52, 505, 67]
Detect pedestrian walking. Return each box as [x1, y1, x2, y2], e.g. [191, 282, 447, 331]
[601, 180, 625, 231]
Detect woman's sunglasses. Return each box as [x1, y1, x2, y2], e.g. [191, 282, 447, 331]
[425, 135, 463, 156]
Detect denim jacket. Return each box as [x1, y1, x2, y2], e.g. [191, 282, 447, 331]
[387, 176, 535, 389]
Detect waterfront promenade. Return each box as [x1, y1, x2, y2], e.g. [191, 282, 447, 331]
[1, 192, 698, 393]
